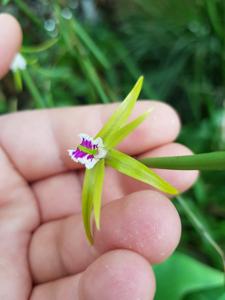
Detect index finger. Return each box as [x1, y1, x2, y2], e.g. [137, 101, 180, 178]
[0, 13, 22, 78]
[0, 101, 180, 181]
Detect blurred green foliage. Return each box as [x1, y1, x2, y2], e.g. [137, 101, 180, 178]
[0, 0, 225, 298]
[154, 251, 224, 299]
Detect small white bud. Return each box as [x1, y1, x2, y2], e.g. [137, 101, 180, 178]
[10, 53, 27, 71]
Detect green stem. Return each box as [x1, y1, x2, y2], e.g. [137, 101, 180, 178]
[21, 69, 46, 108]
[21, 38, 58, 54]
[141, 151, 225, 171]
[177, 196, 225, 276]
[205, 0, 223, 40]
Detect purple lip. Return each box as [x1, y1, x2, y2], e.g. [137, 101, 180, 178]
[72, 137, 98, 161]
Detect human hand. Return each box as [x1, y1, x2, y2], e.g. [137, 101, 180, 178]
[0, 14, 198, 300]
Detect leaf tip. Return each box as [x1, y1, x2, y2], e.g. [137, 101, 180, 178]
[136, 75, 144, 89]
[168, 185, 179, 196]
[87, 234, 94, 245]
[95, 218, 101, 231]
[94, 208, 101, 231]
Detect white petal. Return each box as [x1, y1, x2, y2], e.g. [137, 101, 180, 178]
[94, 137, 103, 147]
[85, 158, 99, 169]
[79, 133, 90, 140]
[10, 53, 27, 71]
[77, 157, 85, 164]
[79, 133, 95, 144]
[95, 147, 107, 159]
[67, 149, 79, 162]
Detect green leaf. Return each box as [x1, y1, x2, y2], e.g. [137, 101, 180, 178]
[106, 149, 178, 195]
[80, 57, 110, 104]
[82, 169, 94, 244]
[177, 196, 225, 272]
[218, 293, 225, 300]
[21, 38, 58, 54]
[71, 18, 110, 69]
[185, 287, 225, 300]
[154, 252, 224, 300]
[21, 69, 46, 108]
[13, 69, 23, 91]
[141, 151, 225, 170]
[82, 160, 105, 244]
[2, 0, 10, 5]
[96, 76, 144, 143]
[106, 108, 152, 148]
[93, 160, 105, 230]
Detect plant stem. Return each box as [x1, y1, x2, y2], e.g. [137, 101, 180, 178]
[21, 69, 46, 108]
[21, 38, 58, 54]
[141, 151, 225, 170]
[14, 0, 42, 27]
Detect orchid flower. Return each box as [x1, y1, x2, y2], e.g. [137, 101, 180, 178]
[10, 53, 27, 71]
[10, 52, 27, 91]
[68, 77, 178, 243]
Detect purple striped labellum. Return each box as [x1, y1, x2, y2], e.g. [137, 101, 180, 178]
[68, 133, 107, 169]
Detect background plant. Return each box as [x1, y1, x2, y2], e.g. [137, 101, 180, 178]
[0, 0, 225, 298]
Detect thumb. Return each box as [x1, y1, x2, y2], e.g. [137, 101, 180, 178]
[0, 13, 22, 79]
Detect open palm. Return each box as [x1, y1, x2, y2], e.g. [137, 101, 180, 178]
[0, 14, 198, 300]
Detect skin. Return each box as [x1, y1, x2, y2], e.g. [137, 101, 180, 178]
[0, 13, 198, 300]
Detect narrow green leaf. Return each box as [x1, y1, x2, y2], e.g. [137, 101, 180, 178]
[106, 108, 152, 148]
[106, 149, 178, 195]
[2, 0, 10, 5]
[205, 0, 223, 40]
[82, 161, 105, 244]
[96, 76, 144, 143]
[177, 196, 225, 274]
[80, 55, 110, 103]
[21, 38, 58, 54]
[82, 169, 94, 244]
[13, 69, 23, 91]
[141, 151, 225, 170]
[21, 69, 46, 108]
[93, 160, 105, 230]
[14, 0, 42, 26]
[71, 18, 110, 69]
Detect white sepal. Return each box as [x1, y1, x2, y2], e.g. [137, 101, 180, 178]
[10, 53, 27, 71]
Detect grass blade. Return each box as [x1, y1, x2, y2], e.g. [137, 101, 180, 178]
[81, 57, 110, 104]
[21, 38, 58, 54]
[21, 69, 46, 108]
[14, 0, 42, 26]
[71, 19, 110, 69]
[177, 195, 225, 275]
